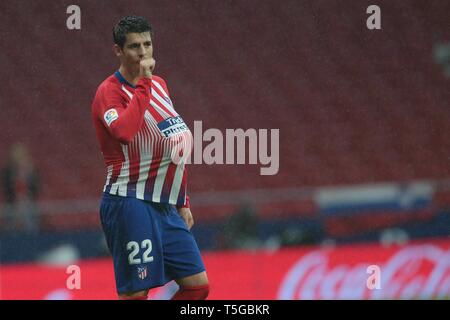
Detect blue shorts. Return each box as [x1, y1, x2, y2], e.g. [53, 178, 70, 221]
[99, 193, 206, 294]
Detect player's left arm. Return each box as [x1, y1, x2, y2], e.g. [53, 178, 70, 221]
[177, 206, 194, 230]
[162, 76, 192, 229]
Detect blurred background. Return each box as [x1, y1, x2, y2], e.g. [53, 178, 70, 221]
[0, 0, 449, 299]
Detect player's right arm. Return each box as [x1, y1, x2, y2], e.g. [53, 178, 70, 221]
[96, 58, 155, 144]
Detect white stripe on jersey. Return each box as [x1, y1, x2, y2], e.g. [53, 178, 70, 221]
[143, 108, 163, 148]
[152, 148, 170, 203]
[103, 165, 113, 192]
[121, 85, 133, 99]
[136, 111, 153, 199]
[109, 179, 119, 195]
[152, 80, 169, 97]
[151, 80, 177, 113]
[168, 132, 192, 203]
[151, 89, 178, 116]
[169, 159, 185, 204]
[150, 99, 172, 119]
[117, 144, 130, 196]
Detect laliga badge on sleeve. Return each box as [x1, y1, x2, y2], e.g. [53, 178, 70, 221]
[104, 108, 119, 126]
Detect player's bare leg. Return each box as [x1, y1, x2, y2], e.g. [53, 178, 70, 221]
[118, 289, 149, 300]
[118, 272, 208, 300]
[171, 271, 209, 300]
[176, 271, 208, 286]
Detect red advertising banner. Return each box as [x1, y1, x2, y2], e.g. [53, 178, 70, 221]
[1, 238, 449, 300]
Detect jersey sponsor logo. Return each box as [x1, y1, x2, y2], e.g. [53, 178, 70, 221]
[157, 116, 189, 138]
[104, 108, 119, 126]
[137, 266, 148, 280]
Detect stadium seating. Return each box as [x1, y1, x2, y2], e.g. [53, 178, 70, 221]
[0, 0, 449, 203]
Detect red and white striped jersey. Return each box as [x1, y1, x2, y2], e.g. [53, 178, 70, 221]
[91, 71, 192, 207]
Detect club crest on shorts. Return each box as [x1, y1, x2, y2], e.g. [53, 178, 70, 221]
[137, 266, 148, 280]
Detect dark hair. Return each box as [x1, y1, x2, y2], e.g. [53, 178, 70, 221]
[113, 16, 153, 48]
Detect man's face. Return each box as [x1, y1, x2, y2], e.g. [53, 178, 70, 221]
[115, 31, 153, 71]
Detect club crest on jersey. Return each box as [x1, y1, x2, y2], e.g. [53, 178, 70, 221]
[157, 116, 189, 138]
[137, 266, 148, 280]
[104, 108, 119, 126]
[163, 96, 173, 106]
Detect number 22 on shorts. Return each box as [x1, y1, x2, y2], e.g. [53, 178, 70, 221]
[127, 239, 154, 265]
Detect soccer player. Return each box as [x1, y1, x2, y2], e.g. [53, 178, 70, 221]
[91, 16, 209, 300]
